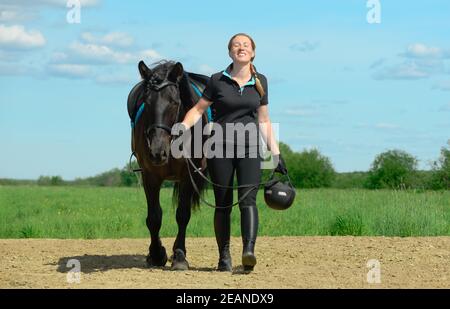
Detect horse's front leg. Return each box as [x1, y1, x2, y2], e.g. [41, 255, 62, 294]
[171, 181, 192, 271]
[142, 172, 167, 267]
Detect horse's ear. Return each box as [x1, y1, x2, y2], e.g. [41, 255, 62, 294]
[168, 62, 184, 83]
[138, 60, 152, 80]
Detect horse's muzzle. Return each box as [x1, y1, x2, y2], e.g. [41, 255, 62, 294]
[146, 140, 170, 166]
[150, 155, 169, 166]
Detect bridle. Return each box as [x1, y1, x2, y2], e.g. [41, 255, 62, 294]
[129, 75, 183, 173]
[145, 75, 183, 134]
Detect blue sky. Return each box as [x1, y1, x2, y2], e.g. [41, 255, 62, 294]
[0, 0, 449, 180]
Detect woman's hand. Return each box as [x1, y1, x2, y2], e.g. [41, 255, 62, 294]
[180, 97, 212, 129]
[273, 154, 288, 175]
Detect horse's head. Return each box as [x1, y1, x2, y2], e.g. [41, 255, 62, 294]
[138, 60, 185, 166]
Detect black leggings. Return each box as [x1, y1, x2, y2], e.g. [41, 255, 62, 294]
[207, 146, 262, 252]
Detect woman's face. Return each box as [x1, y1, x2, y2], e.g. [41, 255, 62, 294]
[229, 35, 255, 64]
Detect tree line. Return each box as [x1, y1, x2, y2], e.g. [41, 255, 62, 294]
[2, 141, 448, 190]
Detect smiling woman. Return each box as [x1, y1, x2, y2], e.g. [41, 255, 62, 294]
[178, 33, 291, 272]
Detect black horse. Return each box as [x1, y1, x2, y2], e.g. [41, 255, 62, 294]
[127, 60, 210, 270]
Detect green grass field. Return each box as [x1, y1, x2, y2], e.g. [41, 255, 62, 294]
[0, 185, 449, 238]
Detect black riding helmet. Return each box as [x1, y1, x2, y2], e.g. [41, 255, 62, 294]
[264, 171, 296, 210]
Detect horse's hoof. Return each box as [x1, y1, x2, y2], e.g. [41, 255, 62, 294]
[171, 249, 189, 271]
[146, 246, 168, 267]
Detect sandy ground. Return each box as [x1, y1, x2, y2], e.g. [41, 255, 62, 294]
[0, 237, 449, 288]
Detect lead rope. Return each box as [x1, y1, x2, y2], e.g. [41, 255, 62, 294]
[129, 144, 286, 209]
[184, 155, 257, 209]
[128, 76, 286, 208]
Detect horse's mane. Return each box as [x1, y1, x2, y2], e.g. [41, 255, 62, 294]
[148, 60, 195, 111]
[149, 60, 176, 80]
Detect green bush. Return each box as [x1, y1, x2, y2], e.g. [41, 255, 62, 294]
[365, 149, 418, 189]
[429, 144, 450, 190]
[289, 147, 335, 188]
[37, 175, 64, 186]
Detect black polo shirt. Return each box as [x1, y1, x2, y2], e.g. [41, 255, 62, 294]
[202, 64, 268, 146]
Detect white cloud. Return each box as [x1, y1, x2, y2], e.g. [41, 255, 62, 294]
[81, 32, 134, 48]
[373, 61, 429, 80]
[0, 10, 30, 22]
[69, 41, 162, 65]
[0, 4, 34, 22]
[47, 63, 91, 78]
[400, 43, 443, 59]
[80, 32, 99, 43]
[70, 41, 131, 64]
[46, 42, 163, 83]
[0, 24, 45, 49]
[374, 43, 450, 81]
[138, 49, 162, 60]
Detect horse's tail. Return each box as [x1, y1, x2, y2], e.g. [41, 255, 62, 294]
[190, 112, 210, 210]
[190, 160, 207, 210]
[171, 166, 207, 211]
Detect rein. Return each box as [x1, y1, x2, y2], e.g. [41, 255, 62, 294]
[129, 73, 287, 209]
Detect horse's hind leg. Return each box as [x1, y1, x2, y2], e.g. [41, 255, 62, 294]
[171, 182, 191, 271]
[142, 172, 167, 267]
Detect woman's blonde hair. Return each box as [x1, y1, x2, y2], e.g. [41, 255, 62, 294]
[228, 33, 265, 98]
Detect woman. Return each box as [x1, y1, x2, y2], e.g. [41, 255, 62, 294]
[179, 33, 287, 271]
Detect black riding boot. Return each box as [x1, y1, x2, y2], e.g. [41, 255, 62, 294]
[241, 206, 258, 271]
[218, 241, 232, 272]
[215, 209, 232, 271]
